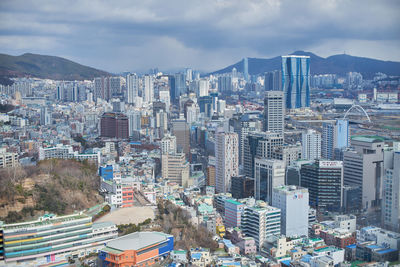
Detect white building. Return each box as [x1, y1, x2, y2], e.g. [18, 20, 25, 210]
[143, 75, 154, 104]
[302, 129, 321, 161]
[264, 90, 284, 135]
[241, 203, 281, 248]
[215, 131, 239, 193]
[272, 185, 309, 237]
[161, 134, 177, 155]
[39, 144, 101, 165]
[0, 148, 18, 168]
[159, 90, 170, 112]
[198, 79, 209, 97]
[126, 73, 140, 104]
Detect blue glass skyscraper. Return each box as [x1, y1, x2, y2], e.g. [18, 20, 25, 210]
[243, 57, 249, 82]
[281, 55, 310, 109]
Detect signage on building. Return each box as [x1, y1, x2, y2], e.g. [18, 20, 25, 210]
[319, 161, 342, 168]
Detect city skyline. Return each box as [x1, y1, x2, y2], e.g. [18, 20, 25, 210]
[0, 0, 399, 73]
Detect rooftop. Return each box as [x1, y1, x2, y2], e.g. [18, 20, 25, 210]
[105, 231, 172, 252]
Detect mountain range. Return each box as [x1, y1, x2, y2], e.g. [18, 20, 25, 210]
[0, 53, 110, 85]
[211, 51, 400, 79]
[0, 51, 399, 85]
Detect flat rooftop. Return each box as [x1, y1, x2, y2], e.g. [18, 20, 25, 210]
[105, 231, 171, 252]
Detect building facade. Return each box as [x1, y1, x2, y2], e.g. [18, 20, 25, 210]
[263, 91, 284, 135]
[215, 132, 239, 193]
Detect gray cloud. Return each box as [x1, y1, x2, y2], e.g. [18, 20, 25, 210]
[0, 0, 399, 73]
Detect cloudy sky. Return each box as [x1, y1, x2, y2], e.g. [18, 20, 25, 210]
[0, 0, 399, 73]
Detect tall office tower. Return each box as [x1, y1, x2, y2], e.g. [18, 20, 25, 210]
[264, 70, 282, 91]
[161, 134, 177, 155]
[143, 75, 154, 104]
[382, 147, 400, 232]
[272, 185, 309, 237]
[218, 75, 232, 92]
[207, 156, 216, 186]
[197, 79, 209, 97]
[100, 112, 129, 139]
[322, 119, 350, 160]
[40, 107, 51, 126]
[198, 96, 213, 118]
[343, 136, 384, 212]
[168, 75, 176, 103]
[241, 204, 281, 248]
[300, 160, 343, 211]
[231, 175, 255, 199]
[162, 153, 190, 187]
[232, 67, 237, 79]
[217, 99, 226, 116]
[243, 131, 284, 178]
[126, 73, 139, 104]
[215, 132, 239, 193]
[110, 76, 122, 97]
[127, 110, 141, 137]
[171, 117, 190, 157]
[185, 68, 193, 82]
[302, 129, 321, 161]
[254, 158, 285, 204]
[230, 113, 263, 166]
[186, 103, 200, 124]
[263, 91, 284, 135]
[243, 57, 249, 82]
[94, 77, 106, 101]
[159, 90, 171, 111]
[174, 73, 186, 99]
[281, 55, 310, 109]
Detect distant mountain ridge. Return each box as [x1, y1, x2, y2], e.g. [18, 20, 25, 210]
[0, 53, 110, 84]
[211, 51, 400, 79]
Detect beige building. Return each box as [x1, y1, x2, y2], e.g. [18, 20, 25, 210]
[162, 153, 189, 187]
[0, 148, 18, 168]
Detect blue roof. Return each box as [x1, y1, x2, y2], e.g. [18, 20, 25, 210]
[281, 260, 291, 266]
[366, 245, 382, 249]
[222, 263, 241, 266]
[376, 248, 396, 254]
[346, 244, 356, 249]
[191, 253, 202, 260]
[301, 254, 312, 263]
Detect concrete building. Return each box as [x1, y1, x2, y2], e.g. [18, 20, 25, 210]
[0, 149, 18, 168]
[224, 199, 245, 228]
[243, 131, 283, 178]
[215, 132, 239, 193]
[38, 144, 101, 165]
[100, 112, 129, 139]
[263, 91, 284, 135]
[300, 160, 343, 211]
[254, 158, 285, 204]
[143, 74, 154, 104]
[160, 134, 177, 155]
[382, 149, 400, 232]
[343, 136, 384, 211]
[241, 203, 281, 248]
[171, 117, 190, 157]
[272, 143, 302, 167]
[231, 175, 254, 199]
[302, 129, 321, 161]
[272, 185, 309, 237]
[126, 73, 139, 104]
[162, 153, 190, 187]
[99, 232, 173, 267]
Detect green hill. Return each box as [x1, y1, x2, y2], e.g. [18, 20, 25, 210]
[0, 53, 110, 83]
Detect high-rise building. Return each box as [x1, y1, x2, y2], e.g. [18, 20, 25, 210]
[281, 55, 310, 109]
[171, 117, 190, 157]
[241, 204, 281, 248]
[300, 160, 343, 211]
[218, 75, 232, 92]
[126, 73, 139, 104]
[264, 70, 282, 91]
[143, 75, 154, 104]
[243, 131, 284, 178]
[272, 185, 309, 237]
[100, 112, 129, 139]
[271, 143, 302, 167]
[162, 153, 190, 187]
[197, 79, 209, 97]
[302, 129, 321, 161]
[254, 158, 285, 204]
[343, 136, 384, 211]
[382, 147, 400, 232]
[243, 57, 249, 82]
[322, 119, 350, 160]
[263, 91, 284, 135]
[174, 73, 186, 99]
[161, 134, 177, 155]
[40, 106, 51, 125]
[159, 90, 171, 112]
[215, 132, 239, 193]
[127, 110, 141, 138]
[231, 175, 254, 199]
[94, 76, 122, 101]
